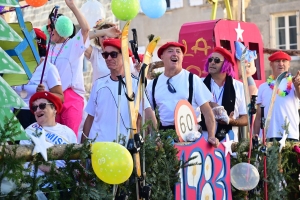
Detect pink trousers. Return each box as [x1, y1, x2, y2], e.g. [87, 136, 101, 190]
[56, 88, 83, 138]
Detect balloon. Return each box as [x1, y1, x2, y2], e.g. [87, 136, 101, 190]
[91, 142, 133, 184]
[231, 163, 260, 191]
[80, 0, 106, 29]
[25, 0, 48, 7]
[111, 0, 140, 21]
[140, 0, 166, 19]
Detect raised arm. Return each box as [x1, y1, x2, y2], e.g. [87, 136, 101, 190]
[65, 0, 90, 42]
[89, 26, 121, 40]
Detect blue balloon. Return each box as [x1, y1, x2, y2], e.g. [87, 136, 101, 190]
[140, 0, 166, 19]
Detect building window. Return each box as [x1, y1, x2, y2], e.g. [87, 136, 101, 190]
[166, 0, 170, 8]
[271, 12, 299, 50]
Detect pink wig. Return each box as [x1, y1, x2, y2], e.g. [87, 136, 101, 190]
[204, 53, 235, 78]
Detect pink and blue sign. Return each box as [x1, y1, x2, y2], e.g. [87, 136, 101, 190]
[175, 136, 232, 200]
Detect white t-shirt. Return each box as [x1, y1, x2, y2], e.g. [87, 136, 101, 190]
[257, 79, 299, 140]
[201, 78, 247, 142]
[48, 30, 90, 97]
[85, 74, 150, 142]
[87, 46, 139, 84]
[146, 69, 212, 126]
[14, 61, 61, 109]
[20, 122, 77, 177]
[87, 46, 110, 84]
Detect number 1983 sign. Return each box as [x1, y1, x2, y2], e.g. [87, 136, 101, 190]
[174, 100, 198, 142]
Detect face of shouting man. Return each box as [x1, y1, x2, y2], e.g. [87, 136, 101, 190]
[161, 46, 184, 72]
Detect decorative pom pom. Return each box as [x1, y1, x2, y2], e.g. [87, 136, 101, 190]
[41, 25, 50, 43]
[55, 16, 74, 38]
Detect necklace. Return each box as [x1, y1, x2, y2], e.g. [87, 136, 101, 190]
[50, 38, 70, 65]
[267, 73, 292, 97]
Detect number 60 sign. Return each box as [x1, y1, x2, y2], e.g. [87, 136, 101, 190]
[174, 100, 198, 142]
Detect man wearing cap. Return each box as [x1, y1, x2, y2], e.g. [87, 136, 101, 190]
[253, 51, 300, 141]
[81, 38, 156, 143]
[20, 91, 76, 175]
[145, 42, 219, 147]
[200, 47, 248, 142]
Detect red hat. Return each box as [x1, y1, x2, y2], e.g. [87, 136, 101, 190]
[103, 38, 133, 57]
[29, 92, 62, 114]
[213, 47, 235, 65]
[268, 51, 291, 62]
[157, 42, 186, 59]
[34, 28, 46, 41]
[132, 54, 144, 64]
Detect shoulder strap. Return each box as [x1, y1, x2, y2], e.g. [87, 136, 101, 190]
[152, 77, 158, 110]
[188, 72, 194, 104]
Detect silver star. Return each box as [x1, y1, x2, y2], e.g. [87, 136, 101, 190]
[221, 134, 233, 157]
[29, 128, 54, 161]
[278, 131, 288, 153]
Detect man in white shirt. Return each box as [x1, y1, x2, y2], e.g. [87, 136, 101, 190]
[145, 42, 219, 147]
[200, 47, 248, 142]
[253, 51, 300, 141]
[82, 38, 156, 143]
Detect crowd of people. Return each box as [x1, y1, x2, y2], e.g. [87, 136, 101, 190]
[6, 0, 300, 177]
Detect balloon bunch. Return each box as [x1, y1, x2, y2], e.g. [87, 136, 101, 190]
[111, 0, 167, 21]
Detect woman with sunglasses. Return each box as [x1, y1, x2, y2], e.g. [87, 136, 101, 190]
[85, 22, 120, 84]
[200, 47, 248, 142]
[20, 91, 76, 177]
[46, 0, 90, 138]
[13, 28, 63, 129]
[84, 21, 141, 85]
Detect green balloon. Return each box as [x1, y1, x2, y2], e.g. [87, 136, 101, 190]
[111, 0, 140, 21]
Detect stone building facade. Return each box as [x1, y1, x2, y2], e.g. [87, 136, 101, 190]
[5, 0, 300, 97]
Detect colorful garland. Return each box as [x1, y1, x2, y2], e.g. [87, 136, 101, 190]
[267, 73, 292, 97]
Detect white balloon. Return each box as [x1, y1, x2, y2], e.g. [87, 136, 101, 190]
[231, 163, 260, 191]
[80, 0, 106, 29]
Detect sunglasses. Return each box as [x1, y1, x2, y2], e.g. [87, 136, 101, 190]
[167, 78, 176, 93]
[102, 51, 119, 59]
[46, 24, 54, 31]
[31, 103, 53, 112]
[208, 57, 224, 64]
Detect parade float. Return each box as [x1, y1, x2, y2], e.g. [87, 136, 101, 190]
[0, 0, 299, 199]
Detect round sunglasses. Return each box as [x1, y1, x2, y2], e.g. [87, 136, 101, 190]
[102, 51, 119, 59]
[31, 103, 53, 112]
[208, 57, 224, 64]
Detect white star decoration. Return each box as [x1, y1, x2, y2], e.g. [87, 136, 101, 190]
[29, 128, 54, 161]
[279, 131, 288, 153]
[235, 22, 244, 41]
[221, 134, 233, 157]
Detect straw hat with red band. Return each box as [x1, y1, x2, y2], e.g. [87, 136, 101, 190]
[213, 47, 235, 66]
[157, 42, 186, 59]
[29, 92, 62, 114]
[103, 38, 133, 57]
[268, 51, 291, 62]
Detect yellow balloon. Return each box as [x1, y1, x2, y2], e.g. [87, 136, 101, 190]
[91, 142, 133, 184]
